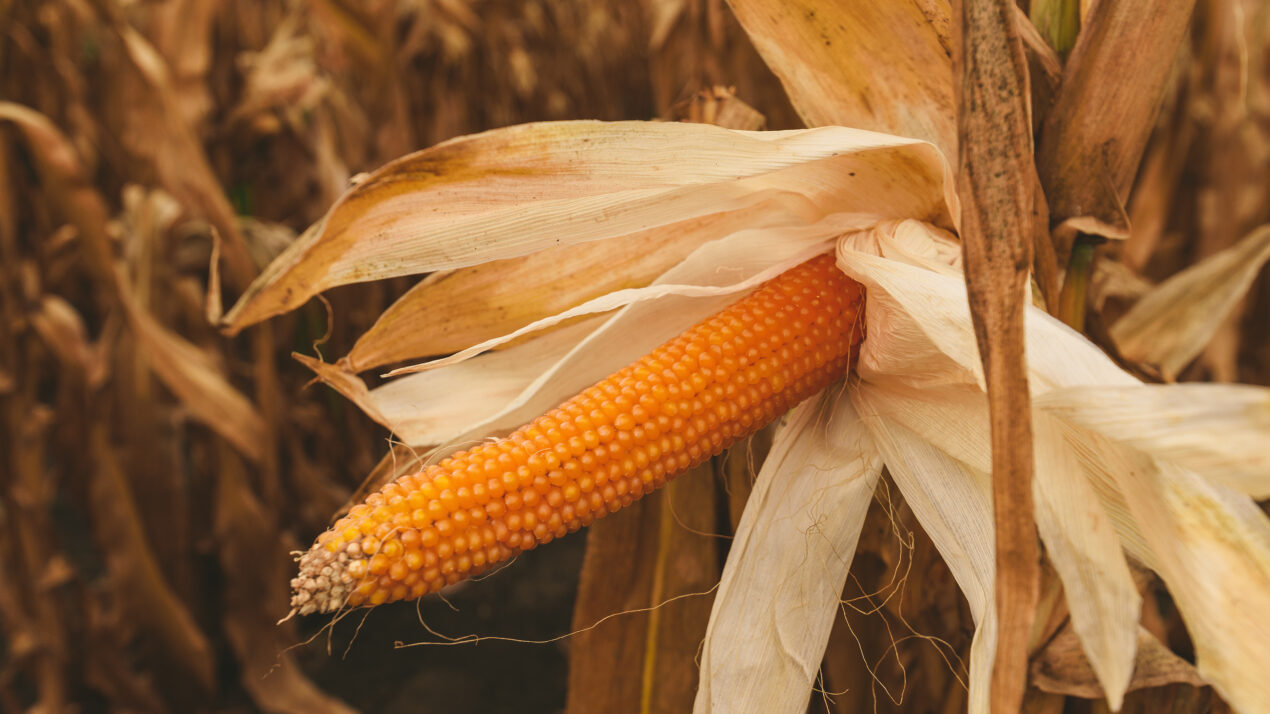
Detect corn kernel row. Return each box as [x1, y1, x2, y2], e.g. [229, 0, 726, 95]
[291, 254, 865, 614]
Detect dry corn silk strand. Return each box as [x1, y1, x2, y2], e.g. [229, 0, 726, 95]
[290, 254, 866, 615]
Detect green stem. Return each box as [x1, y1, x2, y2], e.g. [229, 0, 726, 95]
[1058, 240, 1094, 330]
[1029, 0, 1081, 56]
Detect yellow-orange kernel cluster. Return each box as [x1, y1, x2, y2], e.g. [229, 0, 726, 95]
[290, 254, 865, 614]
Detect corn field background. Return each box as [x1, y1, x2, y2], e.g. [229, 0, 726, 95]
[1, 1, 1268, 713]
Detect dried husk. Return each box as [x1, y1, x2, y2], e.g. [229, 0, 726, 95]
[1036, 0, 1199, 247]
[220, 121, 954, 332]
[1111, 224, 1270, 381]
[694, 391, 882, 713]
[726, 0, 955, 156]
[835, 222, 1270, 713]
[1035, 384, 1270, 499]
[345, 201, 787, 370]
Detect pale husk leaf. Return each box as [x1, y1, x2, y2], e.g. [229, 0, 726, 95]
[292, 318, 605, 448]
[694, 390, 883, 714]
[837, 221, 1137, 392]
[1037, 384, 1270, 498]
[1031, 412, 1139, 710]
[728, 0, 956, 156]
[853, 406, 995, 714]
[843, 220, 1147, 560]
[344, 206, 777, 370]
[1110, 224, 1270, 380]
[365, 317, 605, 446]
[384, 237, 836, 377]
[841, 222, 1149, 706]
[1049, 425, 1270, 714]
[222, 121, 952, 332]
[849, 389, 1140, 710]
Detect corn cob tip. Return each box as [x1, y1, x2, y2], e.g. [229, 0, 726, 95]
[290, 545, 357, 614]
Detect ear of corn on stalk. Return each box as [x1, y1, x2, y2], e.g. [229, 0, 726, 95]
[290, 254, 866, 614]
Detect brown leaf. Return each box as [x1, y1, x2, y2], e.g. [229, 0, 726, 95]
[28, 294, 110, 388]
[0, 102, 120, 294]
[1012, 7, 1062, 130]
[114, 24, 257, 285]
[1012, 8, 1063, 309]
[565, 464, 719, 714]
[213, 443, 358, 714]
[1031, 626, 1206, 699]
[1036, 0, 1199, 249]
[1, 385, 69, 712]
[955, 1, 1041, 712]
[226, 15, 328, 130]
[88, 425, 215, 693]
[1111, 224, 1270, 381]
[117, 269, 268, 463]
[728, 0, 957, 156]
[144, 0, 219, 128]
[292, 352, 391, 428]
[665, 86, 767, 131]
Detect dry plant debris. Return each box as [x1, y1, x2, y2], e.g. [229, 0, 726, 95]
[2, 1, 1268, 713]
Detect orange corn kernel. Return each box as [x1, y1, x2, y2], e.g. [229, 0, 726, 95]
[290, 254, 865, 614]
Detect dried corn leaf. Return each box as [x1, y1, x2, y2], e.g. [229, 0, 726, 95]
[1031, 626, 1205, 699]
[856, 409, 996, 714]
[837, 222, 1164, 710]
[1053, 430, 1270, 714]
[387, 217, 853, 449]
[0, 102, 119, 292]
[291, 353, 391, 428]
[1031, 412, 1138, 709]
[384, 236, 835, 377]
[727, 0, 956, 156]
[1036, 0, 1198, 243]
[28, 294, 109, 387]
[89, 427, 214, 693]
[1013, 5, 1063, 130]
[346, 203, 783, 370]
[840, 228, 1161, 562]
[214, 446, 358, 714]
[1110, 224, 1270, 381]
[115, 25, 256, 283]
[852, 381, 1139, 710]
[854, 388, 1140, 711]
[117, 271, 267, 462]
[226, 15, 327, 129]
[1036, 384, 1270, 498]
[695, 392, 882, 714]
[665, 86, 767, 131]
[222, 121, 953, 331]
[298, 316, 603, 446]
[144, 0, 218, 127]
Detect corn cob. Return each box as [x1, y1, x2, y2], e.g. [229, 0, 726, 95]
[290, 254, 865, 614]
